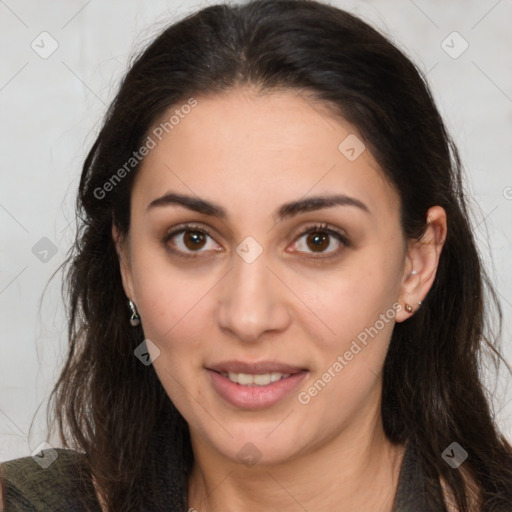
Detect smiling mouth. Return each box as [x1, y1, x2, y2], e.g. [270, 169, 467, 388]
[218, 371, 291, 386]
[206, 366, 308, 409]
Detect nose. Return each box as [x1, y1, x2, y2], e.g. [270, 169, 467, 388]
[216, 250, 292, 343]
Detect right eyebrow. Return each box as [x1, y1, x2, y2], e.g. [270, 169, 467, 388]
[146, 192, 226, 218]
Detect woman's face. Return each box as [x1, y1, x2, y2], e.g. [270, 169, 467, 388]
[116, 87, 416, 466]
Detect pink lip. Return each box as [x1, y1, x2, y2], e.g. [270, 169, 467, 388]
[207, 368, 308, 410]
[207, 360, 307, 374]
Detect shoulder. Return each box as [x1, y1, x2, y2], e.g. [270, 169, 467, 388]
[393, 442, 483, 512]
[1, 447, 101, 511]
[392, 442, 449, 512]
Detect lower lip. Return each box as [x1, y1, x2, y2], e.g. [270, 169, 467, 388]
[207, 369, 308, 410]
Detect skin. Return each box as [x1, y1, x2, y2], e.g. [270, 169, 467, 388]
[113, 86, 447, 511]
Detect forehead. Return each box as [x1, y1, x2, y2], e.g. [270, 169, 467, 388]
[132, 87, 399, 222]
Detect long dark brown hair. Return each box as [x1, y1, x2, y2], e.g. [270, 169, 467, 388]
[39, 0, 512, 510]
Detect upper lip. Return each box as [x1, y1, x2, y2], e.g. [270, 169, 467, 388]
[207, 360, 307, 374]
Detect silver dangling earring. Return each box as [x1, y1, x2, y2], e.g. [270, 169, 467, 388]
[128, 299, 141, 326]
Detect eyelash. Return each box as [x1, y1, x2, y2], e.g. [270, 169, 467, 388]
[161, 223, 349, 260]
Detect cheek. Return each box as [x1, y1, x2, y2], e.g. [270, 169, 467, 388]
[296, 285, 397, 427]
[127, 242, 211, 354]
[130, 257, 214, 417]
[134, 273, 210, 351]
[298, 247, 403, 348]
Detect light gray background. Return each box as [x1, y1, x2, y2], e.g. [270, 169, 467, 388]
[1, 0, 511, 462]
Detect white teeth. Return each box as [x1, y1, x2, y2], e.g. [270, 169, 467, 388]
[222, 372, 291, 386]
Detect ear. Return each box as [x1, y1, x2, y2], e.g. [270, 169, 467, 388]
[112, 224, 136, 301]
[395, 205, 447, 322]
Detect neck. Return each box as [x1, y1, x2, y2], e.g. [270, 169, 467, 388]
[187, 409, 406, 512]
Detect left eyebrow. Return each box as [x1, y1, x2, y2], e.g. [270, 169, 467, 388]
[145, 192, 370, 219]
[276, 194, 371, 220]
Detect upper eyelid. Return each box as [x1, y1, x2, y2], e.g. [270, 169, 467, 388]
[164, 222, 215, 238]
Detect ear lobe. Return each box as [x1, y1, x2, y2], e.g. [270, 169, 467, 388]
[395, 206, 447, 322]
[112, 224, 135, 300]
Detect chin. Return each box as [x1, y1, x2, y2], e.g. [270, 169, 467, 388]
[208, 424, 306, 467]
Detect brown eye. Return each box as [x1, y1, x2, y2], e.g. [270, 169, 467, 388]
[163, 225, 221, 257]
[306, 231, 330, 252]
[183, 230, 207, 250]
[293, 224, 348, 257]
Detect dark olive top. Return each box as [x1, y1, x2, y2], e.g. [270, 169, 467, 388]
[1, 441, 448, 511]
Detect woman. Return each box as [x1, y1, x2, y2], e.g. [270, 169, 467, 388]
[2, 0, 511, 510]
